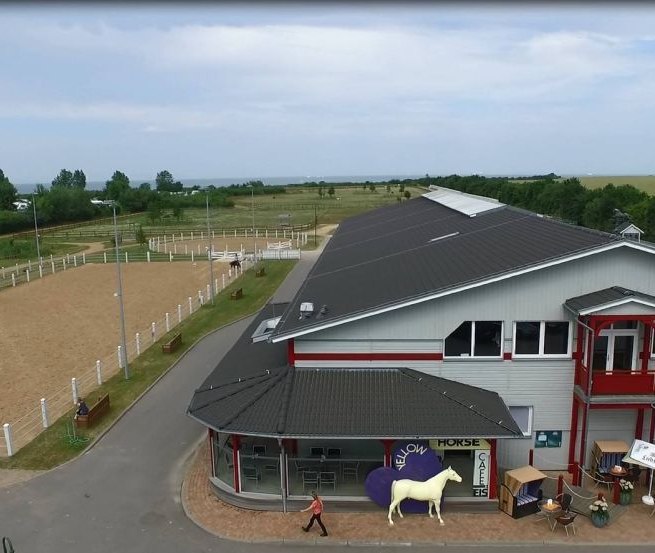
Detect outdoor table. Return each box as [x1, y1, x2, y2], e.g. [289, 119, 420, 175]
[537, 499, 562, 530]
[609, 466, 628, 479]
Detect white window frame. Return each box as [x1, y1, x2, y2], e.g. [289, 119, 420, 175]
[508, 405, 533, 438]
[512, 321, 571, 359]
[651, 328, 655, 358]
[444, 321, 504, 360]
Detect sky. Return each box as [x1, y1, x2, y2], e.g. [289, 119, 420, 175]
[2, 2, 655, 184]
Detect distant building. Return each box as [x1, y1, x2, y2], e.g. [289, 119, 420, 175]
[12, 200, 30, 211]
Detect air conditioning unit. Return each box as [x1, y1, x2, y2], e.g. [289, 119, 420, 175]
[299, 302, 314, 318]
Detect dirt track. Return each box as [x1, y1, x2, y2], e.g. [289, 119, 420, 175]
[0, 261, 230, 424]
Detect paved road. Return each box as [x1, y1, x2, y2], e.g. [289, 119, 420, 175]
[1, 238, 653, 553]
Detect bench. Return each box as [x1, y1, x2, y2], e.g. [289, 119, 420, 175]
[75, 394, 110, 428]
[162, 333, 182, 354]
[255, 267, 266, 278]
[230, 288, 243, 300]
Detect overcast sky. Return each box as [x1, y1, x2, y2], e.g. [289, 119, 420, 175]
[2, 2, 655, 184]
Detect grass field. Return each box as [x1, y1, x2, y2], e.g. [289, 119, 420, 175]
[573, 176, 655, 193]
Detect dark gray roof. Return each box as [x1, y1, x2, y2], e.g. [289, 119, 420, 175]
[565, 286, 655, 313]
[187, 308, 522, 438]
[273, 196, 618, 339]
[189, 366, 522, 439]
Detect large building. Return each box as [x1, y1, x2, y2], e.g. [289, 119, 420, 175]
[188, 187, 655, 510]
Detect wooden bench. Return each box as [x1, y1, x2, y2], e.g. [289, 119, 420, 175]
[162, 333, 182, 354]
[255, 267, 266, 278]
[230, 288, 243, 300]
[75, 394, 110, 428]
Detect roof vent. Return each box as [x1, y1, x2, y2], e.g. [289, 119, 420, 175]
[299, 302, 314, 319]
[316, 305, 329, 319]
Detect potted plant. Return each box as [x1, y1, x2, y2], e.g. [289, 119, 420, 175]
[589, 493, 610, 527]
[619, 479, 634, 505]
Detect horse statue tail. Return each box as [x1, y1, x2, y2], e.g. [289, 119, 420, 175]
[390, 479, 397, 501]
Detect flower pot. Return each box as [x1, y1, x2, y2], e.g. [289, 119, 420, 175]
[619, 491, 632, 505]
[591, 511, 609, 528]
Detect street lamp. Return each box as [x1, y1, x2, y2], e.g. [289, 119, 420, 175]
[206, 193, 215, 305]
[112, 202, 130, 379]
[32, 194, 41, 266]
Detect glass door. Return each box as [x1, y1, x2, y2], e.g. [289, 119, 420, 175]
[593, 330, 638, 373]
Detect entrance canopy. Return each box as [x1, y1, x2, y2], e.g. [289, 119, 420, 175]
[565, 286, 655, 317]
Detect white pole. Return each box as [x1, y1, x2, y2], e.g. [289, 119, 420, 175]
[40, 398, 49, 428]
[151, 322, 156, 343]
[165, 312, 170, 332]
[28, 260, 32, 271]
[104, 252, 107, 263]
[117, 345, 124, 369]
[174, 244, 177, 254]
[125, 251, 128, 263]
[147, 251, 151, 262]
[222, 274, 226, 289]
[191, 251, 194, 263]
[11, 274, 15, 287]
[214, 278, 218, 295]
[62, 259, 66, 270]
[169, 252, 173, 262]
[26, 269, 30, 283]
[71, 377, 79, 403]
[83, 252, 86, 264]
[74, 255, 77, 267]
[51, 261, 55, 273]
[197, 244, 201, 254]
[178, 304, 182, 323]
[201, 231, 204, 240]
[3, 423, 13, 457]
[185, 244, 188, 255]
[96, 360, 102, 385]
[191, 231, 194, 240]
[207, 284, 211, 301]
[39, 265, 43, 278]
[199, 292, 204, 306]
[188, 296, 193, 314]
[1, 267, 4, 278]
[136, 332, 141, 355]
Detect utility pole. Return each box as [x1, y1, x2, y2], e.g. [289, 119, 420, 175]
[314, 204, 317, 247]
[113, 203, 130, 379]
[251, 185, 256, 262]
[32, 193, 41, 266]
[206, 193, 215, 305]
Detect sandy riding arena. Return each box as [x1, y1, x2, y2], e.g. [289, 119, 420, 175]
[0, 261, 229, 425]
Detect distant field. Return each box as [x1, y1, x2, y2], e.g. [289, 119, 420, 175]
[573, 176, 655, 194]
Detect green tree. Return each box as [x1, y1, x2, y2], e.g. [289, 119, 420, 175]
[135, 224, 147, 245]
[0, 169, 18, 210]
[156, 170, 177, 192]
[105, 171, 131, 201]
[404, 190, 411, 200]
[147, 198, 162, 222]
[328, 186, 335, 198]
[172, 202, 184, 221]
[52, 169, 73, 188]
[369, 184, 376, 192]
[71, 169, 87, 189]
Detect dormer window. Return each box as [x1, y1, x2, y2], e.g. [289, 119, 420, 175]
[251, 317, 281, 343]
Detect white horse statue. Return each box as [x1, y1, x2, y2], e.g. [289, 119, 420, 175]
[387, 466, 462, 526]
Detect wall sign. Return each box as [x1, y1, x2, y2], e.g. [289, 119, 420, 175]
[535, 430, 561, 448]
[430, 438, 490, 450]
[472, 450, 489, 497]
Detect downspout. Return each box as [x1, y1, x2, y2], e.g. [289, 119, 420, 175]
[278, 437, 287, 513]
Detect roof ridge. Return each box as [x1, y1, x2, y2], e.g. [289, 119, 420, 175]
[399, 369, 520, 435]
[193, 372, 271, 394]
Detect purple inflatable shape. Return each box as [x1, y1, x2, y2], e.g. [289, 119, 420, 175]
[364, 441, 443, 513]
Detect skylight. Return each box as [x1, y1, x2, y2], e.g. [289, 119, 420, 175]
[251, 317, 282, 343]
[422, 187, 504, 217]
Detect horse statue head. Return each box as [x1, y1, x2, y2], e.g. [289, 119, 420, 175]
[442, 466, 462, 483]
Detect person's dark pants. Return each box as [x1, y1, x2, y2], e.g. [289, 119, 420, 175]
[306, 513, 327, 534]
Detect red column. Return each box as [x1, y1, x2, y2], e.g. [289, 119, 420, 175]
[232, 434, 241, 493]
[382, 440, 393, 467]
[613, 479, 620, 504]
[650, 408, 655, 443]
[568, 396, 580, 473]
[528, 449, 534, 466]
[557, 474, 564, 497]
[636, 409, 645, 440]
[287, 338, 295, 366]
[577, 402, 589, 487]
[489, 439, 498, 500]
[641, 323, 651, 372]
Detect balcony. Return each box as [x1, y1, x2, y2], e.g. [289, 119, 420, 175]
[591, 371, 655, 396]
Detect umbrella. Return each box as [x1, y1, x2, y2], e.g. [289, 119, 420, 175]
[626, 439, 655, 505]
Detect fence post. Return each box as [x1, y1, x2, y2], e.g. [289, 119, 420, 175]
[222, 274, 226, 290]
[185, 244, 188, 255]
[191, 231, 194, 240]
[96, 360, 102, 385]
[188, 296, 193, 314]
[3, 423, 13, 457]
[26, 269, 30, 283]
[104, 252, 107, 264]
[197, 244, 201, 254]
[11, 274, 15, 287]
[174, 244, 177, 254]
[169, 252, 173, 262]
[151, 322, 156, 343]
[62, 259, 66, 270]
[207, 284, 211, 301]
[28, 260, 32, 271]
[178, 304, 182, 323]
[201, 231, 204, 240]
[198, 290, 203, 306]
[39, 265, 43, 278]
[165, 313, 170, 332]
[40, 398, 49, 428]
[71, 377, 79, 403]
[51, 261, 55, 273]
[125, 252, 128, 263]
[136, 332, 141, 355]
[83, 252, 86, 264]
[74, 255, 77, 267]
[191, 251, 194, 263]
[118, 346, 124, 369]
[214, 279, 218, 295]
[147, 251, 151, 263]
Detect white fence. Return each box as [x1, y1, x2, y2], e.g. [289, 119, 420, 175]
[0, 259, 251, 458]
[261, 249, 302, 260]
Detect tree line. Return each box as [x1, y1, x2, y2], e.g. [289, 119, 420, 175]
[0, 170, 285, 235]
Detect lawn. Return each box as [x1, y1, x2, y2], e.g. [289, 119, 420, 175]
[575, 175, 655, 194]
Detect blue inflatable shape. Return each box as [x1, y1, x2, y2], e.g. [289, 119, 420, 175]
[364, 440, 443, 513]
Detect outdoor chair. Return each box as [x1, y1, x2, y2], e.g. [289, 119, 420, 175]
[553, 512, 577, 536]
[294, 459, 311, 478]
[319, 471, 336, 491]
[264, 459, 280, 474]
[342, 462, 359, 482]
[593, 454, 613, 490]
[303, 471, 319, 493]
[242, 465, 261, 489]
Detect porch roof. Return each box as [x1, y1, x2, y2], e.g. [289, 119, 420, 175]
[564, 286, 655, 316]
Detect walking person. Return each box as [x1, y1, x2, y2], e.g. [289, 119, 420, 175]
[301, 491, 328, 536]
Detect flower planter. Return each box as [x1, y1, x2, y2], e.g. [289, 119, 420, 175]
[591, 511, 609, 528]
[619, 491, 632, 506]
